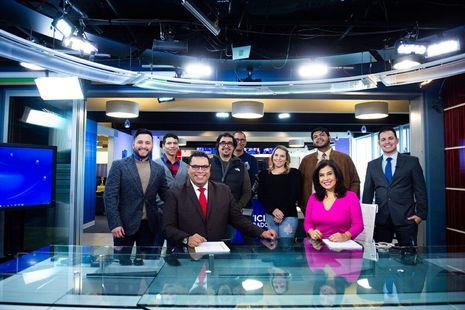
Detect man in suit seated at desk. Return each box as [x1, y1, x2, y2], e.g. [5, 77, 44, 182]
[163, 151, 276, 248]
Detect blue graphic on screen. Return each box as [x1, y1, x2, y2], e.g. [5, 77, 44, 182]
[0, 145, 55, 209]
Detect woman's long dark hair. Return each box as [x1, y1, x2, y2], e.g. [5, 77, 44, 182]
[312, 160, 347, 201]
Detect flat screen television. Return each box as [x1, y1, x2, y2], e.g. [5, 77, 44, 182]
[0, 143, 57, 210]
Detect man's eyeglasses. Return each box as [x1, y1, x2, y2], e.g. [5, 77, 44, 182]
[219, 141, 234, 146]
[189, 165, 211, 171]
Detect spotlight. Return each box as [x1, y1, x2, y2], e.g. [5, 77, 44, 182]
[298, 62, 329, 78]
[361, 125, 367, 133]
[62, 35, 98, 55]
[184, 63, 213, 78]
[346, 130, 352, 136]
[396, 41, 426, 55]
[52, 16, 75, 37]
[124, 119, 131, 128]
[427, 39, 460, 58]
[392, 54, 424, 70]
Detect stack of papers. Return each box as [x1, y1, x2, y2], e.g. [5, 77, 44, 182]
[195, 241, 230, 254]
[323, 239, 363, 251]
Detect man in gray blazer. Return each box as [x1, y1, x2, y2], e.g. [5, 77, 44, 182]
[362, 127, 427, 246]
[154, 133, 188, 246]
[104, 128, 168, 265]
[163, 151, 276, 248]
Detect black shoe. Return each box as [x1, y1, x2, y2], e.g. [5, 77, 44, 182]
[133, 257, 144, 266]
[119, 258, 132, 266]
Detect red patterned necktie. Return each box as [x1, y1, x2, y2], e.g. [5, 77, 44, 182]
[198, 187, 207, 217]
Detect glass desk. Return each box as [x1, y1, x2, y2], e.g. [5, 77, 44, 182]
[0, 240, 464, 309]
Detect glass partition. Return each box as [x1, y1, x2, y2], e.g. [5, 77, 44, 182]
[0, 240, 464, 309]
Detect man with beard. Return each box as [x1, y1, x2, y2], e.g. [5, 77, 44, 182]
[299, 127, 360, 212]
[233, 131, 259, 186]
[104, 128, 168, 265]
[210, 133, 251, 210]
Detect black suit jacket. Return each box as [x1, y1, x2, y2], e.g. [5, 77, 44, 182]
[163, 180, 264, 245]
[362, 153, 427, 226]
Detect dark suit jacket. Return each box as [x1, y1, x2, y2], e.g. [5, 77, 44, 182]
[104, 156, 168, 235]
[163, 180, 264, 245]
[362, 153, 427, 226]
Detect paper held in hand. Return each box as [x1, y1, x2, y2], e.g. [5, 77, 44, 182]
[323, 239, 363, 251]
[195, 241, 231, 254]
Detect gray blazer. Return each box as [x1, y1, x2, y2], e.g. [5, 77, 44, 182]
[104, 156, 168, 236]
[362, 153, 427, 226]
[154, 157, 188, 212]
[154, 157, 188, 189]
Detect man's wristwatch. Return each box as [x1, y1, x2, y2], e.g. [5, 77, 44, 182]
[182, 236, 189, 245]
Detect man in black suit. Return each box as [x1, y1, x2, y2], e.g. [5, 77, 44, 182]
[362, 127, 427, 246]
[104, 128, 168, 264]
[163, 151, 276, 248]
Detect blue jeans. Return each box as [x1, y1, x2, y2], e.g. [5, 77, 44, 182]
[265, 214, 298, 238]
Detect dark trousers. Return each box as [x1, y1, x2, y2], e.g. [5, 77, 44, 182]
[113, 220, 155, 260]
[374, 215, 418, 246]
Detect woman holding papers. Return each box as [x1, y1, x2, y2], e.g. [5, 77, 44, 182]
[304, 160, 363, 242]
[258, 145, 302, 238]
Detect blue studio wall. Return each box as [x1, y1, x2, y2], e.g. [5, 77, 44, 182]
[84, 119, 97, 225]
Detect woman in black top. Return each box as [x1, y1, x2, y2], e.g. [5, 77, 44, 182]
[258, 145, 302, 238]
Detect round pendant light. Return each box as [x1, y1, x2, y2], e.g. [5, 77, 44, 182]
[289, 139, 305, 148]
[355, 101, 388, 119]
[106, 100, 139, 118]
[232, 101, 264, 119]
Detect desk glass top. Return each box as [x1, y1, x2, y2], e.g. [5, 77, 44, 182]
[0, 240, 464, 309]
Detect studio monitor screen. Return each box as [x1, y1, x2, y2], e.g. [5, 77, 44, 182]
[0, 143, 57, 210]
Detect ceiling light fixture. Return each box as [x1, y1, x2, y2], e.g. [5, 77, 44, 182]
[289, 139, 305, 148]
[35, 76, 84, 100]
[355, 101, 389, 119]
[181, 0, 221, 36]
[396, 42, 427, 55]
[216, 112, 229, 118]
[427, 39, 460, 58]
[178, 138, 187, 146]
[106, 100, 139, 118]
[231, 101, 264, 119]
[62, 35, 98, 55]
[21, 107, 65, 129]
[52, 16, 75, 38]
[392, 54, 425, 70]
[278, 113, 290, 119]
[298, 62, 329, 78]
[20, 62, 45, 71]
